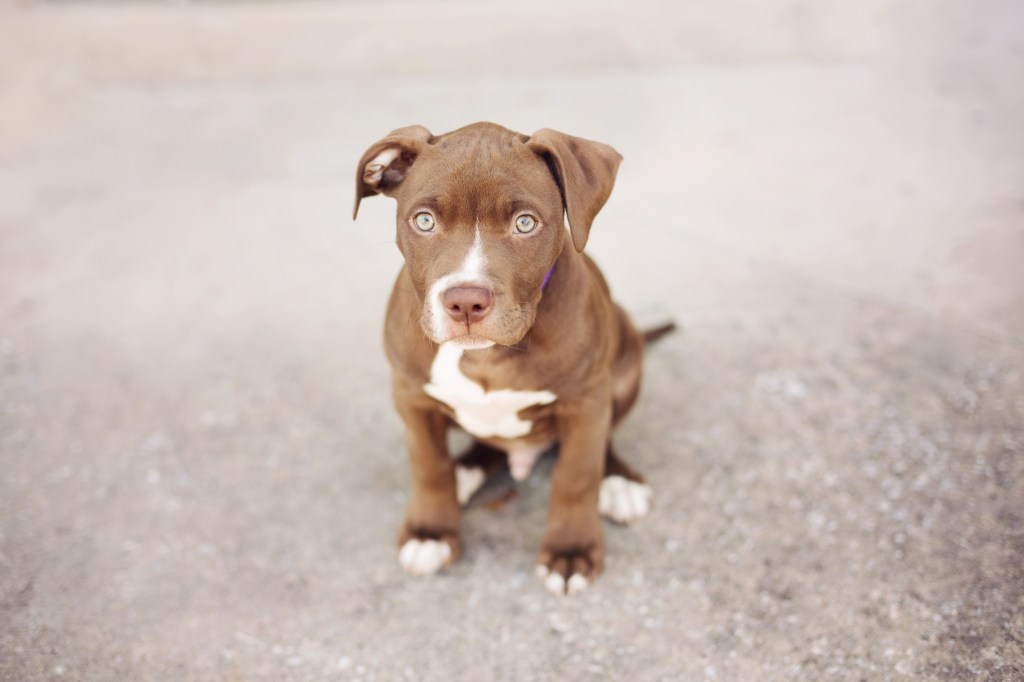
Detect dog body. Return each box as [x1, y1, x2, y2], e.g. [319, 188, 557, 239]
[355, 122, 653, 594]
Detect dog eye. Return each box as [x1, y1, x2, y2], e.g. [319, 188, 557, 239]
[413, 212, 436, 232]
[514, 215, 537, 234]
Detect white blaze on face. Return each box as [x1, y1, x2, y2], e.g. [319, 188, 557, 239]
[428, 228, 487, 341]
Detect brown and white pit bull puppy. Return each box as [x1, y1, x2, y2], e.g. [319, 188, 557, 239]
[353, 122, 660, 596]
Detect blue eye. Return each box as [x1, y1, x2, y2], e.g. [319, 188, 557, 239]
[413, 212, 435, 232]
[515, 215, 537, 234]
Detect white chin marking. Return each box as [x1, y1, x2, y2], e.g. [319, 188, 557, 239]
[455, 466, 486, 506]
[598, 475, 653, 524]
[450, 338, 495, 350]
[399, 538, 452, 576]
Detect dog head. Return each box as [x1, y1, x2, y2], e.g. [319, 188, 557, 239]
[354, 122, 621, 349]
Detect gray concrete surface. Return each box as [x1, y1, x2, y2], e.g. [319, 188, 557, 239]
[1, 1, 1022, 680]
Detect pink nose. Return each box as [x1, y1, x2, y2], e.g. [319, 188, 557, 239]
[442, 286, 493, 324]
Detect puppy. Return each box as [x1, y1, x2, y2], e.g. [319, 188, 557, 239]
[354, 122, 658, 595]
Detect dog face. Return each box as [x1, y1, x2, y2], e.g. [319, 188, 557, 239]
[354, 122, 621, 349]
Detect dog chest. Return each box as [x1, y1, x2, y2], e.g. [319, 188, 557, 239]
[423, 343, 556, 439]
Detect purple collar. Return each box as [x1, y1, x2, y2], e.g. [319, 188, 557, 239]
[541, 263, 555, 290]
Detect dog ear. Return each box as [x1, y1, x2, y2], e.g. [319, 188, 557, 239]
[527, 129, 622, 252]
[353, 125, 434, 220]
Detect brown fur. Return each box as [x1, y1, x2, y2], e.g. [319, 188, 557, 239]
[355, 122, 651, 592]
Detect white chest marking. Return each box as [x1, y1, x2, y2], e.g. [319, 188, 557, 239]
[424, 343, 556, 439]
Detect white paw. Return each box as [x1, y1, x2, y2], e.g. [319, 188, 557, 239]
[535, 565, 590, 596]
[455, 466, 486, 506]
[399, 538, 452, 576]
[598, 475, 653, 524]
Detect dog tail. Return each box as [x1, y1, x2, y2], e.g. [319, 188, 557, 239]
[642, 321, 677, 345]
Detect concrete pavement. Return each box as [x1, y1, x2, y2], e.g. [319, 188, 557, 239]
[1, 1, 1022, 680]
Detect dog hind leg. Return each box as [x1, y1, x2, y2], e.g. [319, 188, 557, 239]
[454, 441, 506, 505]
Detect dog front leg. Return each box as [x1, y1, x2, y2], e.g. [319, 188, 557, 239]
[537, 390, 612, 595]
[396, 404, 460, 576]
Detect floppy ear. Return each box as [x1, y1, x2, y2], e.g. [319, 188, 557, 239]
[527, 128, 622, 252]
[353, 125, 434, 220]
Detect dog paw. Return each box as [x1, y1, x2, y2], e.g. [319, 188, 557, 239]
[536, 543, 602, 596]
[598, 475, 652, 524]
[536, 564, 591, 596]
[398, 537, 455, 576]
[455, 465, 486, 506]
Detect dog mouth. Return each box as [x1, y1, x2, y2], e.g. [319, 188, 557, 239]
[445, 334, 496, 350]
[421, 297, 535, 349]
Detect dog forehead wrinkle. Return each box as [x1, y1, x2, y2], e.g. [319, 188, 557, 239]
[437, 136, 537, 179]
[435, 122, 522, 152]
[420, 142, 555, 216]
